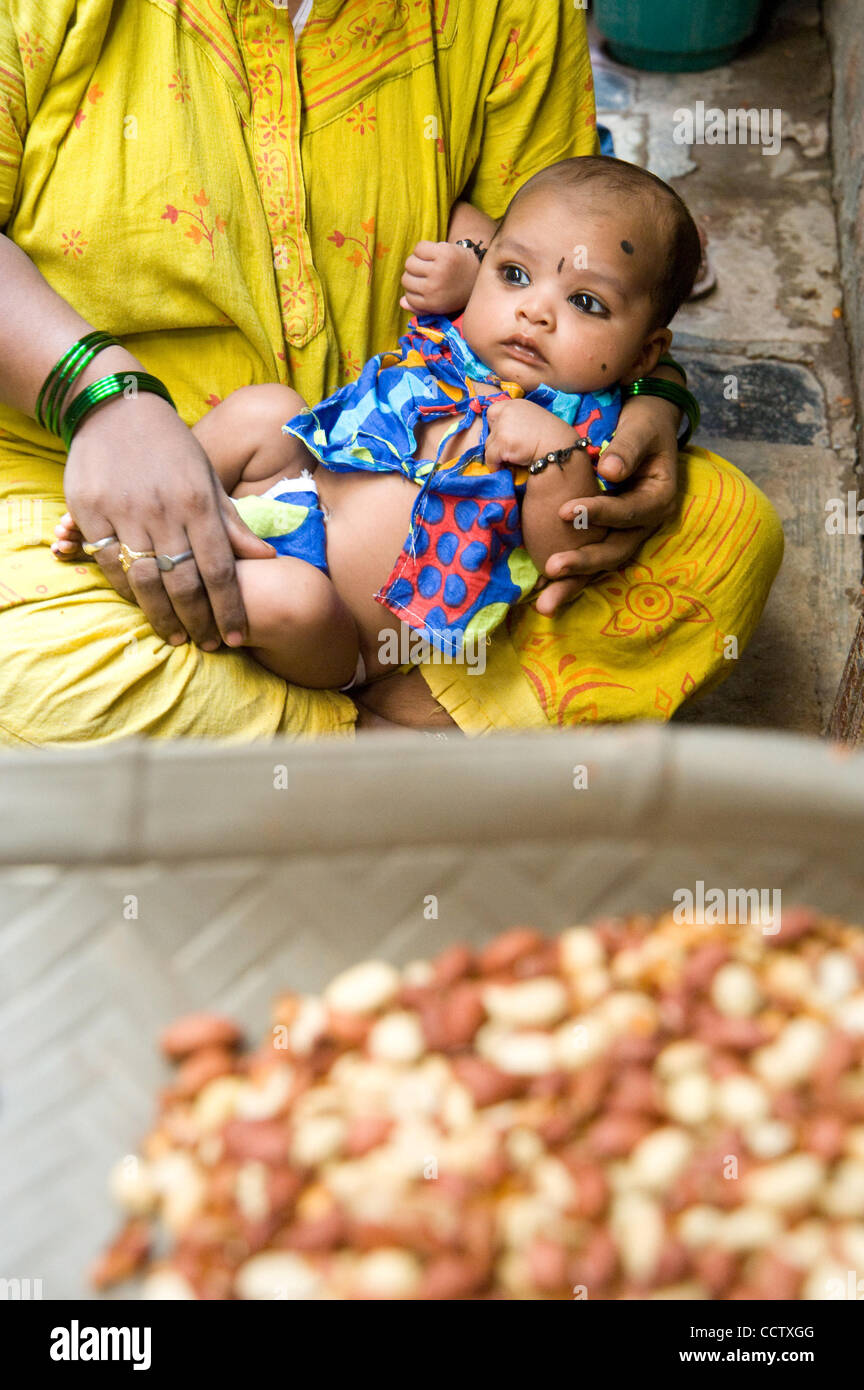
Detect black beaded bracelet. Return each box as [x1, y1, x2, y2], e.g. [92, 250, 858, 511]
[528, 438, 590, 474]
[455, 238, 487, 262]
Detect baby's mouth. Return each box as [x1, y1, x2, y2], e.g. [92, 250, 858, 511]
[501, 336, 547, 366]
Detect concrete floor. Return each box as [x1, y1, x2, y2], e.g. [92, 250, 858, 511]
[590, 0, 861, 733]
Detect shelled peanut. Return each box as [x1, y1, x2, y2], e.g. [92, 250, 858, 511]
[93, 909, 864, 1300]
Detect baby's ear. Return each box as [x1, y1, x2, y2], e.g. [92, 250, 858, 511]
[622, 327, 673, 384]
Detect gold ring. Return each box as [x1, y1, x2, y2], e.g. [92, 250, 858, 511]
[117, 542, 157, 574]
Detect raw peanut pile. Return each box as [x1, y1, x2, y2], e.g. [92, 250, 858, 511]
[93, 909, 864, 1300]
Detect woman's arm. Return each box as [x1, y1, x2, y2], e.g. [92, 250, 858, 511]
[536, 384, 684, 615]
[0, 232, 273, 649]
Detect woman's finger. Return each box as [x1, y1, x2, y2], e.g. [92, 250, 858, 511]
[533, 574, 589, 616]
[68, 501, 136, 603]
[596, 429, 679, 489]
[545, 527, 649, 578]
[102, 526, 190, 643]
[182, 510, 252, 646]
[558, 479, 673, 531]
[218, 495, 277, 562]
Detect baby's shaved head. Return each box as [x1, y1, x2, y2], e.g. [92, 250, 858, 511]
[495, 156, 701, 328]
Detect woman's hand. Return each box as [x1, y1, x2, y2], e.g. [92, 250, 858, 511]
[64, 391, 275, 649]
[399, 240, 479, 316]
[535, 393, 682, 617]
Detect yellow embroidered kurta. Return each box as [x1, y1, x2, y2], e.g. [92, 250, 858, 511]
[0, 0, 782, 744]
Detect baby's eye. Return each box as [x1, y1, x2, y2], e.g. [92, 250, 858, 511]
[570, 291, 607, 315]
[500, 264, 530, 286]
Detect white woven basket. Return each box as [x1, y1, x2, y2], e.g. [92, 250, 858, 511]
[1, 726, 862, 1298]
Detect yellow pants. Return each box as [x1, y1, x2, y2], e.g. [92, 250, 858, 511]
[0, 440, 781, 746]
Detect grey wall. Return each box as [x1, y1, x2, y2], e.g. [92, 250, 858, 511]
[825, 0, 864, 435]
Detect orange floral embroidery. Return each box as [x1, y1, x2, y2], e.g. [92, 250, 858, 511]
[345, 101, 376, 135]
[247, 22, 286, 60]
[61, 231, 88, 258]
[268, 193, 297, 233]
[168, 70, 191, 103]
[18, 30, 46, 69]
[281, 280, 307, 316]
[348, 13, 388, 50]
[597, 559, 712, 658]
[251, 68, 277, 101]
[161, 191, 226, 259]
[491, 27, 538, 94]
[339, 349, 362, 381]
[654, 678, 696, 715]
[72, 84, 105, 131]
[498, 158, 521, 188]
[517, 633, 635, 726]
[260, 111, 289, 145]
[255, 150, 283, 189]
[654, 687, 673, 717]
[308, 31, 351, 64]
[237, 0, 319, 348]
[298, 0, 452, 114]
[328, 216, 389, 286]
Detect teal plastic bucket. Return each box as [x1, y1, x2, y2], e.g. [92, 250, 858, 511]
[594, 0, 764, 72]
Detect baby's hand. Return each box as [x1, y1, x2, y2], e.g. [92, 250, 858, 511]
[399, 240, 479, 317]
[484, 398, 580, 471]
[51, 511, 88, 561]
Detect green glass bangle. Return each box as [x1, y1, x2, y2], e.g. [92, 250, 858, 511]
[36, 330, 107, 431]
[657, 352, 687, 386]
[47, 334, 123, 436]
[36, 331, 121, 435]
[61, 372, 175, 450]
[622, 376, 700, 449]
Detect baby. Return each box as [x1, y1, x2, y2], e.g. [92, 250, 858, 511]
[55, 157, 700, 691]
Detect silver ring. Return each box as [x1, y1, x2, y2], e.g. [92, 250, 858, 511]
[155, 548, 195, 573]
[81, 535, 118, 556]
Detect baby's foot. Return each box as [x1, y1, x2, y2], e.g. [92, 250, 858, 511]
[51, 512, 87, 560]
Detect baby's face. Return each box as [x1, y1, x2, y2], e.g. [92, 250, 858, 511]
[461, 189, 671, 395]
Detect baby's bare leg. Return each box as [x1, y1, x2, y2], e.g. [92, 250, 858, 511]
[235, 555, 359, 688]
[193, 385, 313, 496]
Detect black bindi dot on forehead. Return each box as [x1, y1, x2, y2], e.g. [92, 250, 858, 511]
[601, 363, 607, 372]
[620, 240, 634, 255]
[557, 257, 565, 273]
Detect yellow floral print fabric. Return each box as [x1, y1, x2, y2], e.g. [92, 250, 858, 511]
[0, 0, 781, 744]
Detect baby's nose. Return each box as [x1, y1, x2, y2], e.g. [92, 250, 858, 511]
[520, 295, 554, 325]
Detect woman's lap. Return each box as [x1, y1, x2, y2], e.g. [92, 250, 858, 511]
[0, 592, 356, 746]
[0, 446, 782, 744]
[0, 457, 356, 746]
[421, 447, 785, 731]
